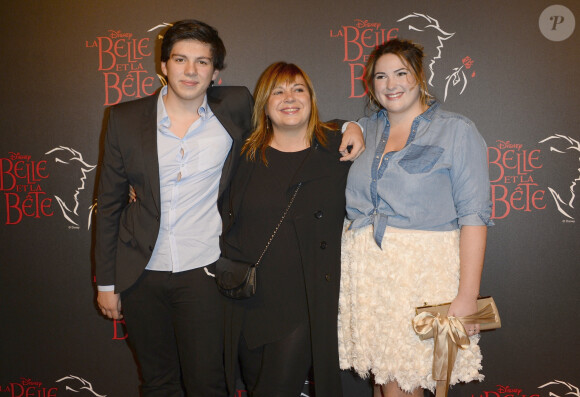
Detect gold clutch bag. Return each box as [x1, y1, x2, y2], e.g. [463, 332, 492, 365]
[413, 296, 501, 397]
[414, 296, 501, 340]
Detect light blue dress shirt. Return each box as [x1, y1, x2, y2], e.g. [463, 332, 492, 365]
[346, 101, 493, 247]
[146, 86, 232, 272]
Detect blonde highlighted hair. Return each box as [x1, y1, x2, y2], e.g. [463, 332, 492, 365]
[243, 62, 335, 164]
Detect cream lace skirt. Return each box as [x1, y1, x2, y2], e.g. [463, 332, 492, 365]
[338, 224, 483, 392]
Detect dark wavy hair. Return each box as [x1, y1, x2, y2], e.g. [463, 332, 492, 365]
[161, 20, 226, 70]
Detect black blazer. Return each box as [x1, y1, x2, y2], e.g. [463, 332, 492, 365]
[95, 86, 253, 293]
[221, 128, 351, 397]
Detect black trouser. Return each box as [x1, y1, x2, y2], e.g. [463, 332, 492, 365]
[238, 320, 312, 397]
[121, 267, 227, 397]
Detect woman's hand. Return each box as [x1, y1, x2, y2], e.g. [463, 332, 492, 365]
[128, 185, 137, 202]
[339, 122, 365, 161]
[448, 294, 480, 335]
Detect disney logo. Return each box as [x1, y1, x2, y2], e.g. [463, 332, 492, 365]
[497, 385, 522, 394]
[354, 19, 381, 29]
[20, 378, 42, 387]
[496, 140, 523, 151]
[8, 152, 31, 161]
[108, 30, 133, 39]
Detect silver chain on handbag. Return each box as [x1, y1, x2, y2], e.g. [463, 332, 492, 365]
[254, 182, 302, 268]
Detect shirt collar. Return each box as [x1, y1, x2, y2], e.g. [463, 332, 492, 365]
[373, 100, 440, 123]
[419, 100, 439, 122]
[156, 85, 211, 129]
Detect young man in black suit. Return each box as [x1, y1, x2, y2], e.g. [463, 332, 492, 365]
[95, 19, 363, 397]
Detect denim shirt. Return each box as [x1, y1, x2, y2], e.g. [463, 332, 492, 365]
[346, 101, 493, 247]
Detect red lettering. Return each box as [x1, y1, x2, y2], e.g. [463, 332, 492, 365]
[113, 319, 128, 340]
[104, 71, 156, 106]
[41, 196, 53, 216]
[4, 192, 52, 224]
[138, 38, 152, 57]
[0, 159, 48, 189]
[114, 38, 147, 62]
[98, 37, 116, 71]
[488, 147, 543, 181]
[360, 28, 377, 48]
[142, 75, 155, 96]
[343, 26, 399, 62]
[36, 160, 48, 179]
[98, 36, 152, 71]
[491, 183, 546, 218]
[385, 28, 398, 42]
[491, 185, 509, 219]
[349, 64, 366, 98]
[487, 147, 504, 183]
[1, 158, 17, 190]
[5, 192, 23, 224]
[10, 383, 24, 397]
[343, 26, 363, 62]
[103, 73, 121, 105]
[528, 149, 542, 169]
[8, 384, 58, 397]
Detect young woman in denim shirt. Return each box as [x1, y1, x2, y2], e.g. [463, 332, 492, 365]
[338, 39, 493, 397]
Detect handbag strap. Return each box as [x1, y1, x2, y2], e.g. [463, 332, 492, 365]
[254, 182, 302, 268]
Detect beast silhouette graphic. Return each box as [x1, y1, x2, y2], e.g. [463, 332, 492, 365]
[539, 380, 580, 397]
[55, 375, 106, 396]
[397, 13, 454, 87]
[538, 134, 580, 220]
[396, 13, 472, 101]
[44, 146, 96, 229]
[147, 22, 171, 86]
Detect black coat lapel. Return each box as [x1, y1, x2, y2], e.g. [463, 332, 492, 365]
[229, 157, 254, 222]
[141, 96, 161, 214]
[208, 93, 244, 197]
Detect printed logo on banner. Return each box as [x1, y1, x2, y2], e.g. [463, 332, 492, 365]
[488, 134, 579, 223]
[0, 147, 96, 229]
[469, 380, 579, 397]
[0, 375, 106, 396]
[538, 135, 579, 222]
[86, 23, 223, 106]
[45, 147, 97, 229]
[330, 13, 476, 101]
[56, 375, 106, 396]
[538, 380, 579, 397]
[488, 140, 546, 220]
[85, 24, 168, 106]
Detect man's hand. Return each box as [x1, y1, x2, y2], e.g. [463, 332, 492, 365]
[97, 290, 123, 320]
[339, 122, 365, 161]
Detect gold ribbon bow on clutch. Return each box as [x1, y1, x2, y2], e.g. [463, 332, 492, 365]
[412, 297, 500, 397]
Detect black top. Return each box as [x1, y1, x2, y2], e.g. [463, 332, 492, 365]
[233, 147, 309, 349]
[221, 127, 351, 396]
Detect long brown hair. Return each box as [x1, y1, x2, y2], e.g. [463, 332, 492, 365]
[243, 62, 335, 164]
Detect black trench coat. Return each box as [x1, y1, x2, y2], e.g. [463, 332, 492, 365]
[220, 128, 351, 397]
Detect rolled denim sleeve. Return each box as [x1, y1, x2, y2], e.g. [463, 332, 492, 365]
[450, 119, 494, 227]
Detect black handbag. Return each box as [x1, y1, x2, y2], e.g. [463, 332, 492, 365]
[215, 182, 302, 299]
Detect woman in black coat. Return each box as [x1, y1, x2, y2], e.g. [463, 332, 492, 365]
[220, 62, 353, 397]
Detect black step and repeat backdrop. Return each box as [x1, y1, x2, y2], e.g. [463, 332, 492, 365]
[1, 1, 578, 396]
